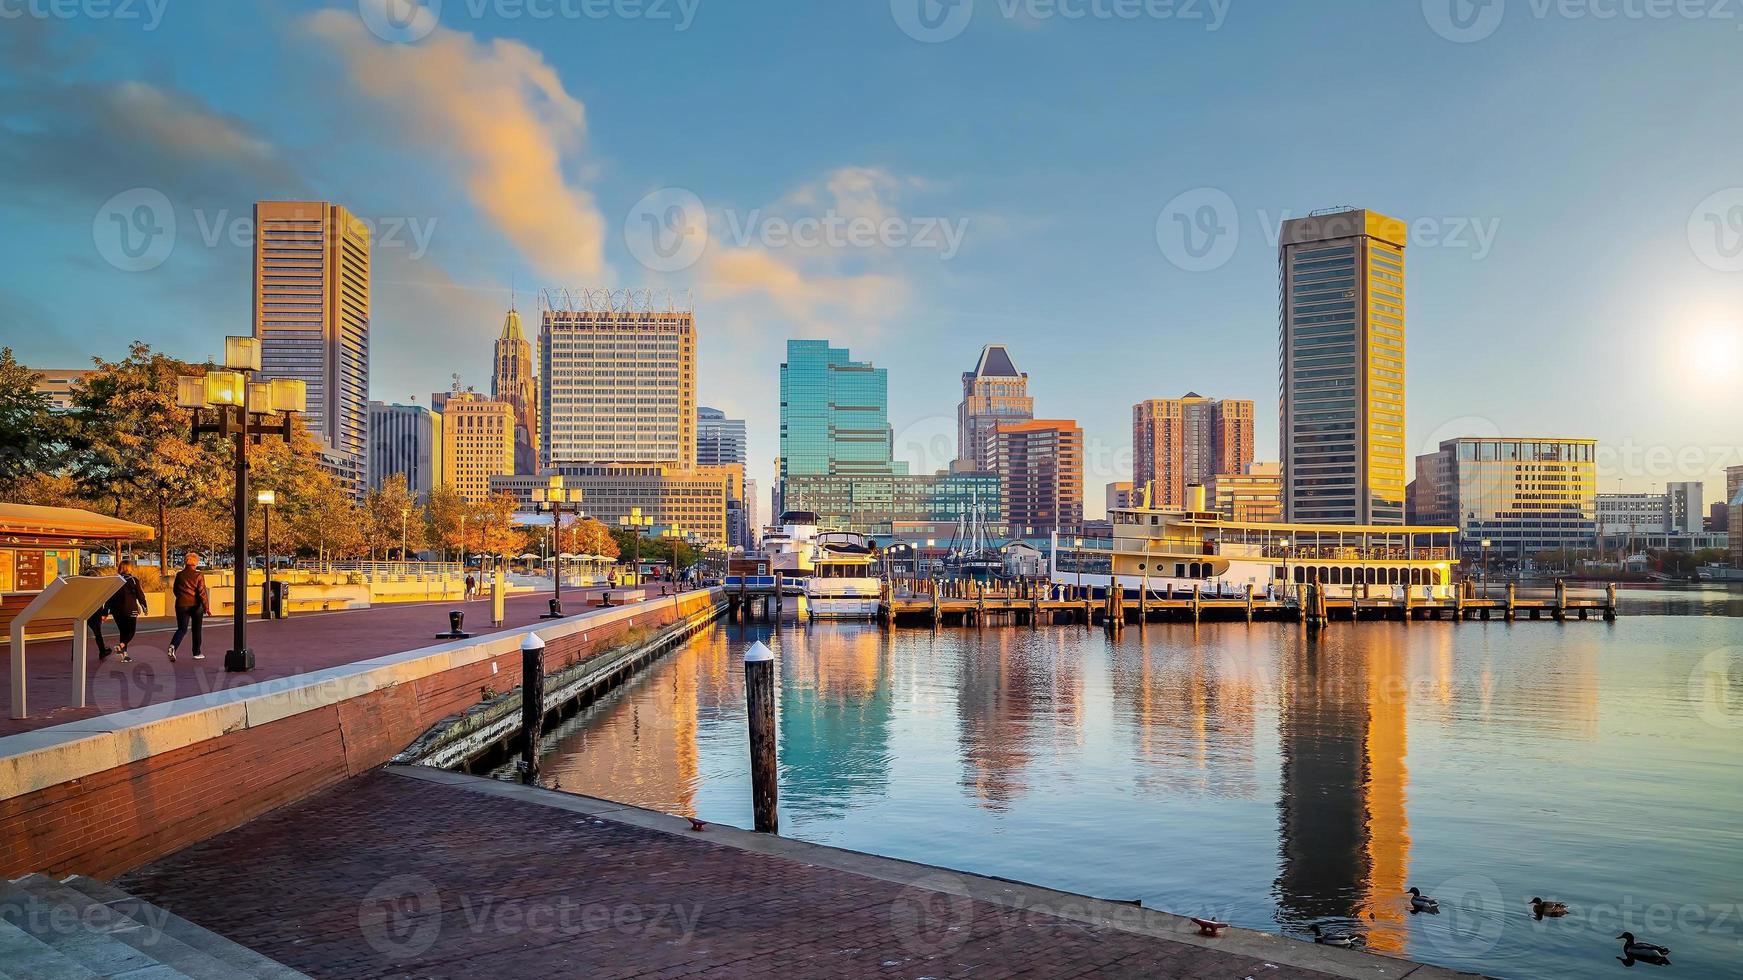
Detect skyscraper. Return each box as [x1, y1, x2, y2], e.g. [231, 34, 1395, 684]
[540, 291, 695, 468]
[956, 345, 1033, 473]
[441, 392, 516, 503]
[1132, 394, 1254, 509]
[984, 419, 1083, 536]
[779, 340, 907, 482]
[696, 407, 748, 467]
[1279, 209, 1407, 525]
[492, 303, 539, 475]
[253, 200, 370, 496]
[1667, 481, 1704, 534]
[369, 401, 443, 501]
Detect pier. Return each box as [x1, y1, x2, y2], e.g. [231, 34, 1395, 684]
[881, 579, 1619, 627]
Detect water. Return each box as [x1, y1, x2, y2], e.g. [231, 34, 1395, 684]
[539, 589, 1743, 979]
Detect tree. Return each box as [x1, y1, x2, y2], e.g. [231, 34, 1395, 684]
[248, 418, 365, 562]
[425, 484, 469, 560]
[0, 348, 67, 491]
[364, 473, 424, 560]
[558, 516, 620, 559]
[473, 491, 529, 565]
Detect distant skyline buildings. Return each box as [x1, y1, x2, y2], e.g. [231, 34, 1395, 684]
[1412, 437, 1597, 557]
[253, 200, 371, 497]
[984, 418, 1083, 536]
[492, 304, 540, 475]
[369, 401, 442, 502]
[697, 406, 748, 468]
[1132, 394, 1254, 510]
[1278, 209, 1407, 526]
[540, 294, 695, 469]
[956, 345, 1033, 475]
[441, 391, 515, 503]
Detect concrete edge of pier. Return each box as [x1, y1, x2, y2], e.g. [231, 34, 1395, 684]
[392, 765, 1485, 980]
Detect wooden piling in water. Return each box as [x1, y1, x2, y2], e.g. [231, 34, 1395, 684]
[744, 642, 779, 834]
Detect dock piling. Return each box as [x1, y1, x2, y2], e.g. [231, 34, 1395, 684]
[519, 632, 546, 787]
[744, 641, 779, 834]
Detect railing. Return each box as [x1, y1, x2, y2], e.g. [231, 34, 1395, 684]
[292, 561, 465, 578]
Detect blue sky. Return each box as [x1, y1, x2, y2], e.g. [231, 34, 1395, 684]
[2, 0, 1740, 515]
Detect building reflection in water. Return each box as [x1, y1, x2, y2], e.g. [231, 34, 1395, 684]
[1108, 632, 1260, 799]
[1273, 629, 1411, 954]
[955, 630, 1084, 810]
[776, 625, 895, 820]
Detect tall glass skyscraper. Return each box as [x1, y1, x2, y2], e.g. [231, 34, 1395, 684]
[779, 340, 907, 481]
[696, 406, 748, 467]
[1278, 209, 1407, 525]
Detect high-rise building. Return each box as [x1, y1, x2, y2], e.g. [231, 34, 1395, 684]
[1106, 481, 1136, 512]
[1667, 481, 1704, 535]
[369, 401, 443, 501]
[1279, 209, 1407, 525]
[1728, 465, 1743, 508]
[492, 304, 540, 475]
[697, 407, 748, 467]
[253, 200, 371, 496]
[29, 369, 90, 411]
[779, 340, 907, 484]
[984, 419, 1083, 536]
[441, 392, 516, 503]
[1711, 501, 1730, 533]
[1411, 438, 1597, 558]
[743, 478, 759, 549]
[1132, 394, 1254, 509]
[956, 345, 1033, 473]
[1209, 461, 1285, 524]
[540, 292, 695, 468]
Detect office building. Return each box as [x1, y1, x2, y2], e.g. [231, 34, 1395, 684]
[1728, 465, 1743, 509]
[369, 401, 443, 500]
[983, 419, 1083, 536]
[780, 339, 907, 484]
[541, 292, 695, 467]
[1732, 485, 1743, 568]
[1106, 481, 1136, 512]
[253, 200, 370, 496]
[1209, 461, 1285, 524]
[1278, 209, 1407, 524]
[743, 479, 759, 549]
[956, 345, 1033, 473]
[1667, 481, 1704, 535]
[29, 369, 90, 411]
[1710, 502, 1729, 533]
[782, 472, 1000, 539]
[1596, 492, 1671, 535]
[441, 392, 516, 503]
[492, 304, 540, 475]
[1132, 394, 1254, 509]
[1411, 438, 1597, 558]
[491, 462, 733, 546]
[697, 407, 748, 467]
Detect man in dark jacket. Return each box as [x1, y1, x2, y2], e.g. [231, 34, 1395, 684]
[169, 553, 209, 662]
[106, 561, 149, 663]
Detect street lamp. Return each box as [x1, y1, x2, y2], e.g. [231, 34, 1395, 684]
[1481, 538, 1493, 599]
[534, 477, 584, 618]
[257, 489, 276, 621]
[178, 339, 304, 672]
[619, 506, 654, 586]
[400, 506, 410, 563]
[1279, 537, 1293, 603]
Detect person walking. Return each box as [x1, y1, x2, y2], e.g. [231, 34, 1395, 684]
[86, 604, 112, 660]
[464, 573, 476, 600]
[106, 561, 149, 663]
[169, 553, 209, 662]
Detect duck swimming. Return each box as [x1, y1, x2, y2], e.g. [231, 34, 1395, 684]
[1529, 898, 1569, 918]
[1406, 887, 1440, 914]
[1617, 933, 1670, 962]
[1310, 924, 1365, 948]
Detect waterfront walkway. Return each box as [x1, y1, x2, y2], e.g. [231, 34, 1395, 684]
[1, 588, 647, 737]
[116, 767, 1474, 980]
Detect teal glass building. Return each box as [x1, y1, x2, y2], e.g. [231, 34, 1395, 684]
[779, 340, 908, 480]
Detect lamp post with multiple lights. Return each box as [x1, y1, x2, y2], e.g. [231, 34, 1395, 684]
[533, 477, 584, 618]
[176, 336, 305, 672]
[619, 507, 654, 586]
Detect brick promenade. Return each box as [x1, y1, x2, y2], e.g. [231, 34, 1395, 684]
[2, 587, 650, 736]
[117, 768, 1466, 980]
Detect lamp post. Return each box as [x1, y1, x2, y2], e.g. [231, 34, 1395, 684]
[177, 338, 304, 672]
[1481, 538, 1493, 599]
[620, 507, 654, 586]
[400, 506, 409, 564]
[534, 477, 583, 618]
[1279, 537, 1293, 603]
[257, 489, 276, 621]
[459, 514, 467, 573]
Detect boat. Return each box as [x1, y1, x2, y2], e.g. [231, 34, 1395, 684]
[760, 511, 822, 580]
[1051, 485, 1458, 603]
[804, 530, 883, 620]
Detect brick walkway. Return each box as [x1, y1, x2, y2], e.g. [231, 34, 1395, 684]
[115, 769, 1456, 980]
[2, 587, 655, 736]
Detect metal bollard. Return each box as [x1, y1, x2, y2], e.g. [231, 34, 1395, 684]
[437, 609, 471, 639]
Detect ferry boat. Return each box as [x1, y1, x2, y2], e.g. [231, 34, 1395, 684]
[804, 531, 883, 620]
[1051, 486, 1457, 603]
[758, 511, 823, 579]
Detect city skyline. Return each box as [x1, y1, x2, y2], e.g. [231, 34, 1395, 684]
[3, 5, 1739, 515]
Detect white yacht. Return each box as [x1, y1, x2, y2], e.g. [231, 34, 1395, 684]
[804, 530, 882, 620]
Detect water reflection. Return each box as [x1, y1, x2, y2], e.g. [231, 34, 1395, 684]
[955, 631, 1085, 808]
[1107, 633, 1258, 798]
[778, 625, 894, 818]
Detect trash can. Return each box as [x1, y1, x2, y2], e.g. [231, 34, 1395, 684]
[269, 580, 290, 619]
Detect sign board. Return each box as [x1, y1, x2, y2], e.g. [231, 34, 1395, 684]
[9, 575, 124, 719]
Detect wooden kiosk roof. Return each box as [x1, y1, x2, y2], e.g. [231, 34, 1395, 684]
[0, 504, 155, 546]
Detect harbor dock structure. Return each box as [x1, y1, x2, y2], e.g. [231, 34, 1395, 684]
[111, 766, 1479, 980]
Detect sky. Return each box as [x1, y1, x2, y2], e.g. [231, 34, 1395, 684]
[2, 0, 1740, 517]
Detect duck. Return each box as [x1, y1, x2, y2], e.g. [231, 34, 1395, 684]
[1311, 924, 1366, 948]
[1617, 933, 1670, 961]
[1529, 897, 1569, 918]
[1406, 887, 1440, 914]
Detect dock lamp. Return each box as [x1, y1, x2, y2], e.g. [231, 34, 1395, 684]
[177, 337, 305, 673]
[534, 478, 584, 619]
[1279, 538, 1293, 603]
[1481, 538, 1493, 598]
[619, 507, 654, 585]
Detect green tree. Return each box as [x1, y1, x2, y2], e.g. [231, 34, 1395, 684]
[248, 417, 365, 562]
[0, 348, 67, 490]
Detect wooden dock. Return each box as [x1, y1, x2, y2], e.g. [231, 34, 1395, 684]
[881, 579, 1619, 628]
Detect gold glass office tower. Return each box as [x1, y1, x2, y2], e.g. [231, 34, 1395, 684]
[1278, 209, 1407, 524]
[254, 201, 371, 496]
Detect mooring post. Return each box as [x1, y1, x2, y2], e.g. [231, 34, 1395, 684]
[1245, 583, 1255, 623]
[744, 640, 778, 834]
[1507, 582, 1517, 622]
[1555, 578, 1568, 622]
[1604, 582, 1618, 622]
[519, 632, 546, 786]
